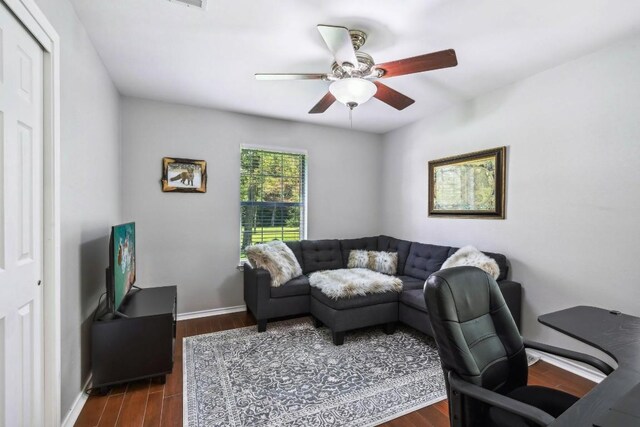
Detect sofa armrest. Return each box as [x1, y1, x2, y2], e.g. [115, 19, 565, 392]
[497, 280, 522, 330]
[243, 265, 272, 319]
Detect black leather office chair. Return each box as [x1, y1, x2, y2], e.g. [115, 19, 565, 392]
[424, 266, 614, 427]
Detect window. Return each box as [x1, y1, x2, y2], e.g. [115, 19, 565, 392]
[240, 147, 307, 259]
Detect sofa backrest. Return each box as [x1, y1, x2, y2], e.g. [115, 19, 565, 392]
[404, 243, 451, 280]
[339, 237, 378, 267]
[447, 247, 509, 281]
[290, 237, 511, 280]
[377, 235, 412, 275]
[284, 241, 305, 272]
[300, 239, 343, 274]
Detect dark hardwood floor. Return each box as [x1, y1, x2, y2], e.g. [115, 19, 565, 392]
[75, 312, 597, 427]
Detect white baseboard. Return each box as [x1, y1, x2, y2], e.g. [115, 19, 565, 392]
[61, 374, 92, 427]
[177, 304, 247, 321]
[527, 349, 606, 384]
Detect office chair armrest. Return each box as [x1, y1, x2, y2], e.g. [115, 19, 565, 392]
[524, 339, 614, 375]
[448, 372, 555, 426]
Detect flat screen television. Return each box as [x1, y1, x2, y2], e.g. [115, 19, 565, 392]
[107, 222, 137, 314]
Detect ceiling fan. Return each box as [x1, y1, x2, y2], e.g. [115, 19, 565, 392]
[255, 24, 458, 114]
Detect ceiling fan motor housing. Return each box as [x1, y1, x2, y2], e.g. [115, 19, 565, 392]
[349, 30, 367, 51]
[328, 29, 375, 79]
[331, 51, 375, 78]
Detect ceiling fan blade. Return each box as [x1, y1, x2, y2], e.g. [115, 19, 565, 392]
[255, 73, 327, 81]
[308, 92, 336, 114]
[373, 82, 415, 110]
[375, 49, 458, 78]
[317, 25, 358, 68]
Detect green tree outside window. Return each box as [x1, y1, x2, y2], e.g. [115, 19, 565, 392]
[240, 148, 307, 259]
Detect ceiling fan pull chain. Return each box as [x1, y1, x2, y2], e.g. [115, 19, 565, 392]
[349, 108, 353, 129]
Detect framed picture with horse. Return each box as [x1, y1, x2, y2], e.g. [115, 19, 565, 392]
[161, 157, 207, 193]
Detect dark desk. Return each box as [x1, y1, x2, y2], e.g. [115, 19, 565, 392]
[538, 306, 640, 426]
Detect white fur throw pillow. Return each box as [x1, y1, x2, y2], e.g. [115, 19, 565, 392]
[245, 240, 303, 287]
[440, 245, 500, 279]
[347, 250, 398, 275]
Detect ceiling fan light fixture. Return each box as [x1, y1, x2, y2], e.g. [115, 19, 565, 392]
[329, 78, 377, 108]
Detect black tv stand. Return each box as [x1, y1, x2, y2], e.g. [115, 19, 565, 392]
[91, 286, 177, 390]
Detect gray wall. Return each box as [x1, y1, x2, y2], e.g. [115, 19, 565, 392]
[33, 0, 121, 419]
[380, 35, 640, 359]
[120, 97, 383, 314]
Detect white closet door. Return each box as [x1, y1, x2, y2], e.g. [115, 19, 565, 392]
[0, 1, 45, 426]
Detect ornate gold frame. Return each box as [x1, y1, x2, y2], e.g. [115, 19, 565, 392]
[161, 157, 207, 193]
[428, 147, 506, 219]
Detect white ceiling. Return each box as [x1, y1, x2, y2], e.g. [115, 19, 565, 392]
[69, 0, 640, 134]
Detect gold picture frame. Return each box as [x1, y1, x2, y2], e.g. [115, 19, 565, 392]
[428, 147, 506, 219]
[161, 157, 207, 193]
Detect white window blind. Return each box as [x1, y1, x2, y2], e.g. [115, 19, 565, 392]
[240, 148, 307, 259]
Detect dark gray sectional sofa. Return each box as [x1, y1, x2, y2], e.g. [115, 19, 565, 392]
[243, 235, 522, 345]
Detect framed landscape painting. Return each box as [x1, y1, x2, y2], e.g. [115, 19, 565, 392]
[161, 157, 207, 193]
[428, 146, 506, 219]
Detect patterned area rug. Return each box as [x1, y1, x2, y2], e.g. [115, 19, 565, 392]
[183, 317, 446, 427]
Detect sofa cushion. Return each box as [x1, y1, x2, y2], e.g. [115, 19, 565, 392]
[284, 241, 304, 272]
[447, 247, 509, 281]
[301, 239, 343, 274]
[270, 275, 310, 298]
[400, 289, 428, 313]
[378, 235, 412, 275]
[340, 237, 378, 266]
[404, 243, 451, 280]
[311, 287, 399, 310]
[397, 275, 425, 291]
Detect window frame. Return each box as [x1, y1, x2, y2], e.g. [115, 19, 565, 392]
[239, 144, 308, 262]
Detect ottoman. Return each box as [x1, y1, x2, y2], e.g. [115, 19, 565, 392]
[310, 288, 400, 345]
